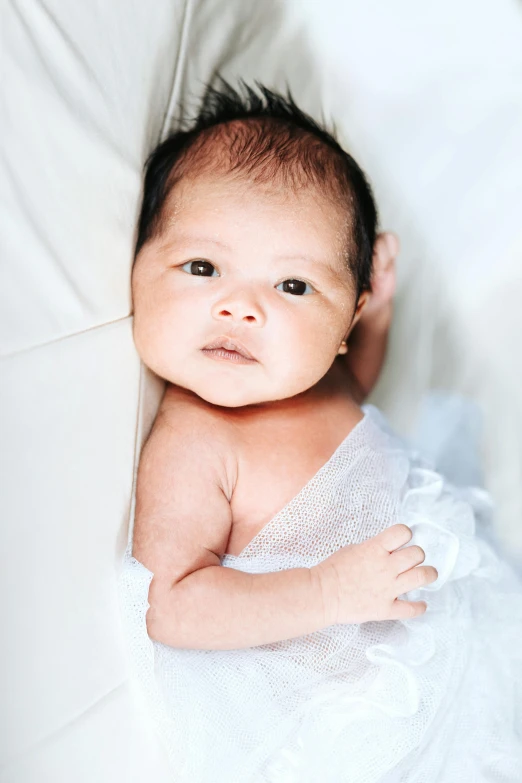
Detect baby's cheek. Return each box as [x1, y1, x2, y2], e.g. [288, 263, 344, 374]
[132, 299, 174, 376]
[300, 321, 341, 368]
[275, 349, 332, 399]
[132, 311, 158, 370]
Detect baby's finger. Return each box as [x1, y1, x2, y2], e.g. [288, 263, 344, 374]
[396, 565, 439, 594]
[377, 524, 412, 553]
[388, 599, 427, 621]
[390, 545, 426, 575]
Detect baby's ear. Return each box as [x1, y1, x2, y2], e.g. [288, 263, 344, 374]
[373, 232, 400, 275]
[354, 290, 370, 319]
[347, 289, 371, 335]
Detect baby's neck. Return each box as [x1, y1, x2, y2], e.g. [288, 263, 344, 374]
[169, 358, 361, 428]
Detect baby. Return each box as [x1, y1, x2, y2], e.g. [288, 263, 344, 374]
[131, 83, 437, 651]
[123, 83, 522, 782]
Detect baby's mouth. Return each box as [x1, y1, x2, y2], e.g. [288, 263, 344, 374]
[201, 337, 257, 364]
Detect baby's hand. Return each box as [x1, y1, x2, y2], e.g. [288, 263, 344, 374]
[313, 524, 437, 625]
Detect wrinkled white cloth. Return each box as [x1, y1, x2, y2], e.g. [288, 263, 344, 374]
[119, 398, 522, 782]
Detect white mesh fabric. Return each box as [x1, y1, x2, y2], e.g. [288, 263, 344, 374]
[119, 403, 522, 782]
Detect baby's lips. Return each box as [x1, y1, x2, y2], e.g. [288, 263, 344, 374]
[203, 336, 257, 361]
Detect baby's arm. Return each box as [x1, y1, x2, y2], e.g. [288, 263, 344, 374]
[133, 395, 435, 651]
[133, 401, 326, 649]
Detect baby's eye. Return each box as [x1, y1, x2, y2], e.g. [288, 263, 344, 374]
[276, 279, 314, 296]
[181, 260, 218, 277]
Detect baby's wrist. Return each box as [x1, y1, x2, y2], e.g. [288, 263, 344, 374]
[311, 561, 340, 628]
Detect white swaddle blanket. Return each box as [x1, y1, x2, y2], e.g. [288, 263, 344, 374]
[120, 401, 522, 782]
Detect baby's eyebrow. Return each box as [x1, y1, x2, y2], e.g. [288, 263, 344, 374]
[159, 236, 231, 253]
[274, 254, 342, 279]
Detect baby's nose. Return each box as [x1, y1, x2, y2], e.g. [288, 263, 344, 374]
[211, 290, 266, 326]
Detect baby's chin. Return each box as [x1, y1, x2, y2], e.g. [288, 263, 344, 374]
[191, 384, 280, 409]
[179, 375, 302, 409]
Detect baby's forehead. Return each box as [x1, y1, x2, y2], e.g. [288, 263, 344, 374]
[162, 171, 351, 249]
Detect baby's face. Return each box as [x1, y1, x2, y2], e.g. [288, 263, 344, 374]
[132, 174, 359, 407]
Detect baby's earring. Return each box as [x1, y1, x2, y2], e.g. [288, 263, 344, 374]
[337, 340, 348, 356]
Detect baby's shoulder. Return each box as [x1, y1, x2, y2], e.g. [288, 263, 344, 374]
[150, 384, 238, 496]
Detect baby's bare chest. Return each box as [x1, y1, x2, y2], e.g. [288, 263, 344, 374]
[225, 401, 361, 556]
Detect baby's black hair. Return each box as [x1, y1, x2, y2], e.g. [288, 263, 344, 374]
[136, 80, 378, 295]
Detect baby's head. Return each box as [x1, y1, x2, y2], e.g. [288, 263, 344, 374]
[132, 82, 378, 407]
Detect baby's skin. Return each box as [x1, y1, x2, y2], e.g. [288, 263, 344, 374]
[132, 168, 438, 650]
